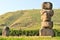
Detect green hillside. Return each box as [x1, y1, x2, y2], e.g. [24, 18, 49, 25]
[0, 9, 60, 30]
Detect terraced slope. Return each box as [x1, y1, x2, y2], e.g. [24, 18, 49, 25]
[0, 9, 60, 30]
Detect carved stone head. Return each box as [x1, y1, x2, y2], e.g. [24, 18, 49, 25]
[42, 2, 53, 10]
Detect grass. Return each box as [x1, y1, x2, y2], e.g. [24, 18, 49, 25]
[0, 36, 60, 40]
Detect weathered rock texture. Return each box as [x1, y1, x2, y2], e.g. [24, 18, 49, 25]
[2, 26, 10, 36]
[39, 2, 55, 36]
[41, 9, 54, 22]
[39, 28, 55, 36]
[41, 21, 53, 29]
[42, 2, 52, 10]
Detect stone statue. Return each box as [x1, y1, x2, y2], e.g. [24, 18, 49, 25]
[2, 26, 10, 36]
[39, 2, 55, 36]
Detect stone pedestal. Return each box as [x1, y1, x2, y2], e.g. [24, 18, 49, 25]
[39, 28, 55, 36]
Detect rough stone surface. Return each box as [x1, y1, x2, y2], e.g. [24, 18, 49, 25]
[2, 26, 10, 36]
[42, 2, 52, 10]
[41, 21, 53, 29]
[40, 9, 54, 22]
[39, 28, 55, 36]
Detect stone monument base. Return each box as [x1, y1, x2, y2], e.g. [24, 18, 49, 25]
[39, 28, 55, 37]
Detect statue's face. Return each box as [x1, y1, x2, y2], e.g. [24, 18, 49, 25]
[42, 2, 52, 10]
[47, 3, 51, 9]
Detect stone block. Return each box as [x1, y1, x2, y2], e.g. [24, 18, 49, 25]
[39, 28, 55, 36]
[41, 9, 54, 21]
[41, 21, 53, 29]
[2, 26, 10, 36]
[42, 2, 52, 10]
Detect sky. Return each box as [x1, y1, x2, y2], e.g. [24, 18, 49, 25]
[0, 0, 60, 15]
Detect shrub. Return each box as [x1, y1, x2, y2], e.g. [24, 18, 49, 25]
[0, 29, 60, 36]
[9, 29, 39, 36]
